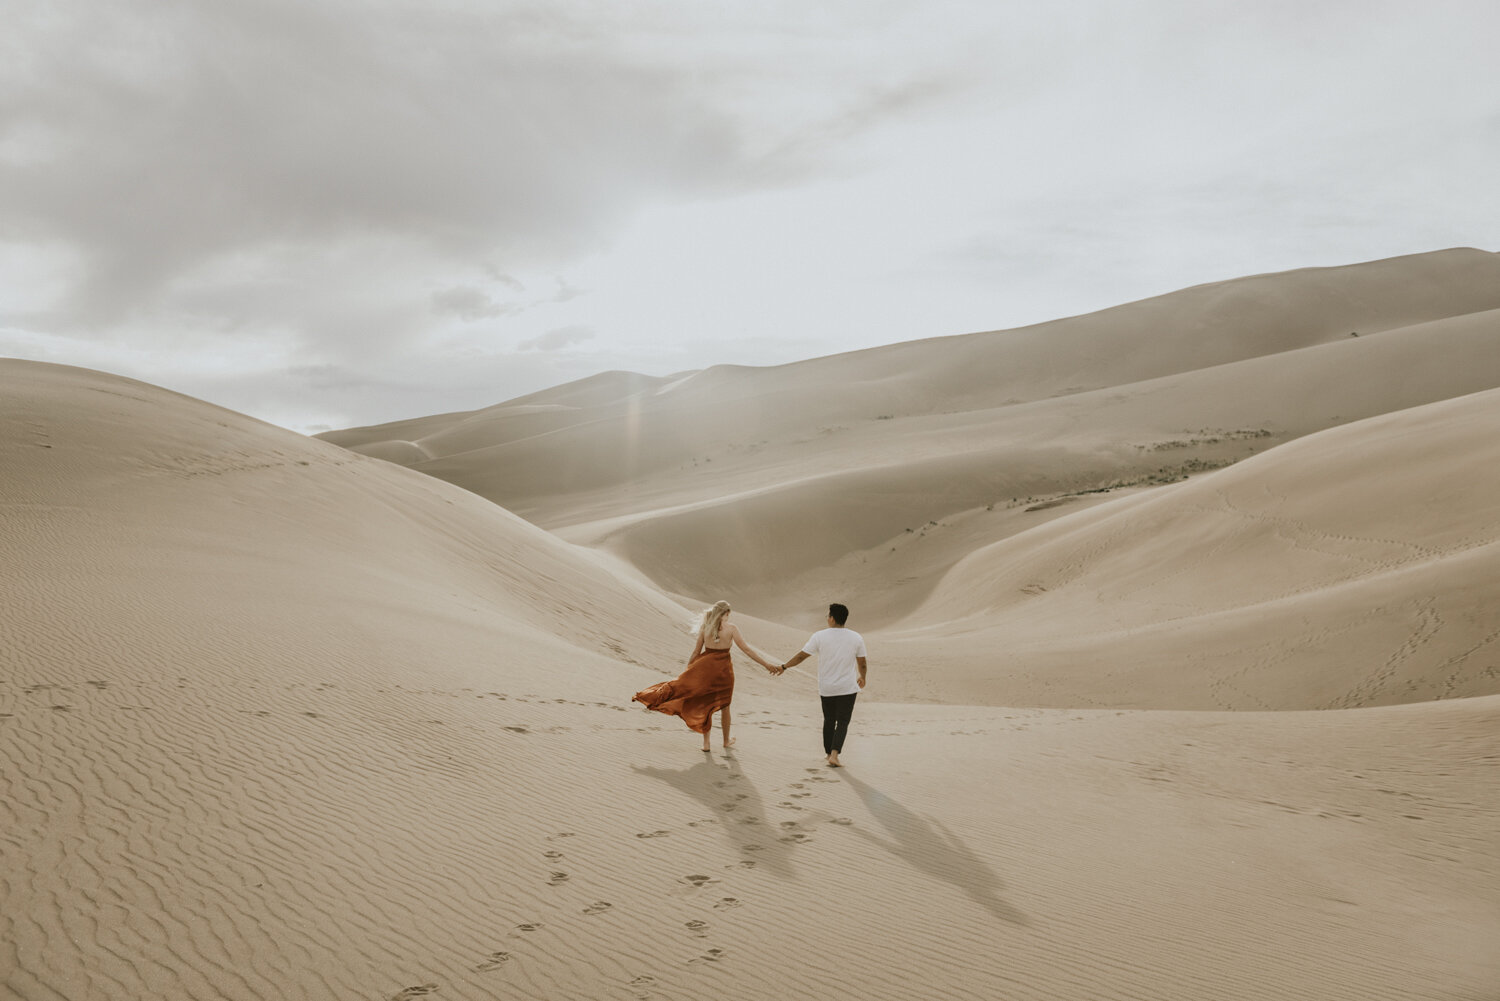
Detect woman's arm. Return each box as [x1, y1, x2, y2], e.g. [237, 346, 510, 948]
[687, 630, 704, 664]
[729, 625, 777, 671]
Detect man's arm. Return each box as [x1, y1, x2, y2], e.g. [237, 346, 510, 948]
[779, 650, 811, 674]
[857, 655, 868, 688]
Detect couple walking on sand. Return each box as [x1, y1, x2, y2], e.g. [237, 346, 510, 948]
[632, 601, 868, 768]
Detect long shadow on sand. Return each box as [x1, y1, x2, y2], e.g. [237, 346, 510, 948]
[632, 755, 799, 881]
[839, 771, 1027, 926]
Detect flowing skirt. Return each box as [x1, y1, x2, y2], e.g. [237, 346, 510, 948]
[633, 648, 734, 734]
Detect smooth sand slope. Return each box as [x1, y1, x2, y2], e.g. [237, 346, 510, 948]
[6, 242, 1500, 1001]
[883, 386, 1500, 708]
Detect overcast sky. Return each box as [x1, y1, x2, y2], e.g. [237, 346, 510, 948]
[4, 0, 1498, 432]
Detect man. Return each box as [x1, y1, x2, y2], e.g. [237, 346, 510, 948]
[776, 603, 867, 767]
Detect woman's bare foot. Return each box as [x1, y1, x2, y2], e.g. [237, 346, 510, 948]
[826, 751, 841, 767]
[723, 738, 736, 749]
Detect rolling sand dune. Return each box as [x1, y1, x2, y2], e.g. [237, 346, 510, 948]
[0, 361, 691, 697]
[566, 301, 1500, 626]
[882, 386, 1500, 708]
[323, 248, 1500, 475]
[325, 250, 1500, 635]
[6, 249, 1500, 1001]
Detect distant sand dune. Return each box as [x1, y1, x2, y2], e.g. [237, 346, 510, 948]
[323, 247, 1500, 471]
[329, 253, 1500, 665]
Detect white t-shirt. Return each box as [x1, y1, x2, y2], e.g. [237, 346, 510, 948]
[801, 627, 867, 697]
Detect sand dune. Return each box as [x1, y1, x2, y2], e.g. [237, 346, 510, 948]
[564, 302, 1500, 626]
[6, 248, 1500, 1001]
[325, 250, 1500, 638]
[0, 360, 699, 697]
[881, 386, 1500, 708]
[324, 247, 1500, 474]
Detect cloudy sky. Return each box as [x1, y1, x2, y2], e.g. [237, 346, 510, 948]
[4, 0, 1498, 432]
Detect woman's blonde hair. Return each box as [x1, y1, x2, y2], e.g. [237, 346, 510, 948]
[697, 600, 732, 643]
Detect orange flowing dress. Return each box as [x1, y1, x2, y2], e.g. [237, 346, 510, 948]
[633, 646, 734, 734]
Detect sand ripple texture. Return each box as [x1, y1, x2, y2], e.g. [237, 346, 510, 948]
[3, 680, 1498, 1000]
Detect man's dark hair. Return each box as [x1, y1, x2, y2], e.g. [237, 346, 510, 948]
[829, 603, 849, 626]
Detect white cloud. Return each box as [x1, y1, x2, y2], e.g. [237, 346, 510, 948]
[1, 0, 1497, 431]
[518, 325, 595, 352]
[431, 286, 519, 323]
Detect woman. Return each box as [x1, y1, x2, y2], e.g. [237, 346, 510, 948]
[633, 600, 778, 751]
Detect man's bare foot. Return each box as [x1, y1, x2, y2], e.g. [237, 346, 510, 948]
[826, 751, 841, 768]
[723, 738, 736, 749]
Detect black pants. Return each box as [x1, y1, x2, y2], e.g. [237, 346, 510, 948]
[820, 693, 858, 754]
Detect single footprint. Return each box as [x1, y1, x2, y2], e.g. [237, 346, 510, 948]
[685, 919, 708, 937]
[830, 818, 854, 826]
[514, 923, 544, 933]
[741, 844, 765, 853]
[725, 860, 757, 870]
[474, 952, 510, 972]
[390, 985, 439, 999]
[779, 821, 801, 830]
[682, 874, 718, 887]
[636, 830, 670, 839]
[546, 833, 576, 842]
[690, 948, 726, 965]
[789, 793, 812, 799]
[548, 871, 569, 885]
[503, 726, 528, 734]
[629, 975, 657, 987]
[544, 850, 564, 860]
[713, 897, 742, 910]
[687, 819, 718, 828]
[583, 901, 613, 916]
